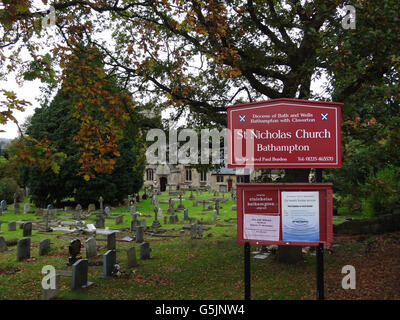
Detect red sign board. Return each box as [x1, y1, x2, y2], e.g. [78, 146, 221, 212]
[226, 98, 342, 168]
[237, 183, 333, 247]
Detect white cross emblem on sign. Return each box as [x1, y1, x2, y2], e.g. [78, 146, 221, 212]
[321, 113, 328, 121]
[239, 115, 246, 122]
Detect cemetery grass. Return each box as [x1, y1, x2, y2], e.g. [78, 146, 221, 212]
[1, 192, 399, 300]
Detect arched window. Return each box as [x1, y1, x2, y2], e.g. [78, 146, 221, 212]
[146, 169, 154, 181]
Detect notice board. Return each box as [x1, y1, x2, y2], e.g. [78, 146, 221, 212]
[237, 183, 333, 247]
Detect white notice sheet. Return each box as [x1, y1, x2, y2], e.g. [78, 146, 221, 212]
[281, 191, 320, 242]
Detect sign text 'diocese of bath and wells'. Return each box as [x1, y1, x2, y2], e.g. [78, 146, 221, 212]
[226, 98, 343, 168]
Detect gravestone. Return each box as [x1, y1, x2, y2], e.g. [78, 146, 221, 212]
[177, 194, 185, 209]
[167, 198, 175, 214]
[17, 238, 31, 261]
[98, 196, 104, 213]
[127, 247, 138, 268]
[23, 203, 31, 214]
[103, 250, 117, 279]
[39, 239, 51, 255]
[151, 206, 162, 229]
[71, 259, 93, 291]
[95, 214, 105, 229]
[115, 215, 123, 225]
[213, 210, 218, 222]
[140, 242, 151, 260]
[75, 204, 82, 212]
[22, 222, 32, 237]
[163, 216, 168, 224]
[0, 200, 6, 211]
[8, 221, 16, 231]
[107, 232, 116, 250]
[130, 205, 136, 216]
[68, 239, 82, 266]
[88, 203, 96, 212]
[136, 226, 144, 243]
[0, 236, 7, 252]
[85, 237, 97, 259]
[104, 206, 111, 216]
[14, 202, 20, 215]
[184, 208, 189, 221]
[190, 224, 203, 239]
[169, 214, 178, 224]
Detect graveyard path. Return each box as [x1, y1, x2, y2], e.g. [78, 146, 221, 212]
[324, 231, 400, 300]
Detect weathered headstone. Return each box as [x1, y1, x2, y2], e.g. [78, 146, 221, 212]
[136, 226, 144, 243]
[68, 239, 82, 266]
[71, 259, 93, 291]
[103, 250, 117, 279]
[107, 232, 116, 250]
[22, 222, 32, 237]
[16, 238, 31, 261]
[130, 205, 136, 216]
[0, 236, 7, 252]
[39, 239, 51, 256]
[151, 206, 162, 229]
[140, 242, 151, 260]
[169, 214, 178, 224]
[104, 206, 111, 216]
[95, 214, 105, 229]
[88, 203, 96, 212]
[98, 196, 104, 213]
[184, 208, 189, 220]
[85, 237, 97, 259]
[8, 221, 16, 231]
[190, 224, 203, 239]
[213, 210, 218, 222]
[23, 203, 31, 214]
[75, 204, 82, 212]
[0, 200, 6, 211]
[127, 247, 138, 268]
[14, 202, 20, 215]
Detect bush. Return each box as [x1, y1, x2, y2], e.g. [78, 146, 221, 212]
[364, 165, 400, 216]
[0, 177, 24, 203]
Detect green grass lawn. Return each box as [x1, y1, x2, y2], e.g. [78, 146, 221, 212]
[0, 191, 362, 300]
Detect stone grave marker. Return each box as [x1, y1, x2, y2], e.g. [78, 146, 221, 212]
[103, 250, 117, 279]
[184, 208, 189, 220]
[140, 242, 151, 260]
[68, 239, 82, 266]
[104, 206, 111, 216]
[169, 214, 178, 224]
[23, 203, 31, 214]
[136, 226, 144, 243]
[0, 236, 7, 252]
[88, 203, 96, 212]
[14, 202, 20, 215]
[22, 222, 32, 237]
[127, 247, 138, 268]
[151, 206, 162, 229]
[190, 224, 203, 239]
[71, 259, 93, 291]
[17, 238, 31, 261]
[107, 232, 116, 250]
[98, 196, 104, 213]
[85, 237, 97, 259]
[213, 210, 218, 222]
[0, 200, 6, 211]
[8, 221, 16, 231]
[163, 216, 168, 224]
[39, 239, 51, 255]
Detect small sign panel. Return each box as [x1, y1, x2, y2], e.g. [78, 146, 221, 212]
[237, 183, 333, 247]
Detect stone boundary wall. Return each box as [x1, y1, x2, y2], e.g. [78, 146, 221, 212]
[333, 213, 400, 235]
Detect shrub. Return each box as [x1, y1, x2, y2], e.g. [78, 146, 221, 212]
[0, 177, 23, 203]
